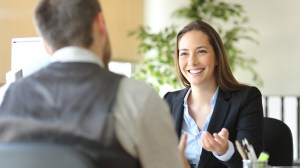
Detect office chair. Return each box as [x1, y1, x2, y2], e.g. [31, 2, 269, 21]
[0, 143, 96, 168]
[263, 117, 293, 166]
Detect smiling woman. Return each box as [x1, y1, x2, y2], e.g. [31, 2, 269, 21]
[174, 21, 246, 91]
[178, 30, 217, 89]
[163, 20, 264, 168]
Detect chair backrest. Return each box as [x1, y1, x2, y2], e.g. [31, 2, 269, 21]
[263, 117, 293, 166]
[0, 143, 97, 168]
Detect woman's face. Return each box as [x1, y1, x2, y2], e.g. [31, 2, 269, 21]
[178, 30, 217, 87]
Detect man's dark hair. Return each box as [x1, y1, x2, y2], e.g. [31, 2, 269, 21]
[34, 0, 101, 51]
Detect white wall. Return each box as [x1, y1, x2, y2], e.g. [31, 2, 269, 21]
[145, 0, 300, 96]
[144, 0, 188, 32]
[230, 0, 300, 96]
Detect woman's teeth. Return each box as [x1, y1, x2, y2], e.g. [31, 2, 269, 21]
[189, 69, 204, 74]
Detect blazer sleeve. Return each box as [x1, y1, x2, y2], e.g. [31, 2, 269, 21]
[225, 86, 264, 167]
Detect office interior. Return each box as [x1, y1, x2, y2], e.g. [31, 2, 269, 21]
[1, 0, 300, 164]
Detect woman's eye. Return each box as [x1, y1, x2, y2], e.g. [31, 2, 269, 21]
[197, 50, 207, 54]
[179, 52, 188, 56]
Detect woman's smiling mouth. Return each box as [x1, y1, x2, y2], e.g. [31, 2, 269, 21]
[188, 68, 205, 74]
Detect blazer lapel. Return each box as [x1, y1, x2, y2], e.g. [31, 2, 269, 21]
[198, 89, 232, 168]
[172, 88, 189, 138]
[207, 88, 231, 133]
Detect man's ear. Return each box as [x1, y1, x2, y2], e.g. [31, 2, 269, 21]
[94, 12, 107, 37]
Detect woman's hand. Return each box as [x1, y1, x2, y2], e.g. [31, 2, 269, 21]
[178, 133, 191, 168]
[201, 128, 229, 156]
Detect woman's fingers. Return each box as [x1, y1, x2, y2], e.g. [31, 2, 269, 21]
[201, 129, 229, 155]
[179, 133, 188, 153]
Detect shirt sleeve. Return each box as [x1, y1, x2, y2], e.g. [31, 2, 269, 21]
[212, 140, 235, 161]
[114, 78, 185, 168]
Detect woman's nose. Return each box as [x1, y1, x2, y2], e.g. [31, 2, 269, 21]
[188, 53, 198, 66]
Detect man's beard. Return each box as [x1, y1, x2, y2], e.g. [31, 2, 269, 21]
[102, 37, 111, 71]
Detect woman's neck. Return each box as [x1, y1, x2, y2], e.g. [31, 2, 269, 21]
[189, 82, 218, 105]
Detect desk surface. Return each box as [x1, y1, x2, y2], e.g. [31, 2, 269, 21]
[268, 166, 300, 168]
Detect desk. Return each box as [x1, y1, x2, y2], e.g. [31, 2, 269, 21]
[243, 166, 300, 168]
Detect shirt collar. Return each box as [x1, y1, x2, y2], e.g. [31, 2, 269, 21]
[51, 46, 104, 67]
[183, 86, 219, 108]
[183, 89, 191, 107]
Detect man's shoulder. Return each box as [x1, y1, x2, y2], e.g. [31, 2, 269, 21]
[117, 77, 165, 107]
[119, 77, 156, 93]
[5, 78, 30, 92]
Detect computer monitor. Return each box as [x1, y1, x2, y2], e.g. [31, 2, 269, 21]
[11, 37, 51, 78]
[10, 37, 131, 79]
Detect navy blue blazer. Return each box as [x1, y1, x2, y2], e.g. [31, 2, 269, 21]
[164, 86, 263, 168]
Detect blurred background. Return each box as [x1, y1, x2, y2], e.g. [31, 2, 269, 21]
[1, 0, 300, 161]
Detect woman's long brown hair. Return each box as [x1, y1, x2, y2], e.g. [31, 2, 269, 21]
[174, 20, 247, 92]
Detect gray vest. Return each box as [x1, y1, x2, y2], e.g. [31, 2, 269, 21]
[0, 62, 140, 168]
